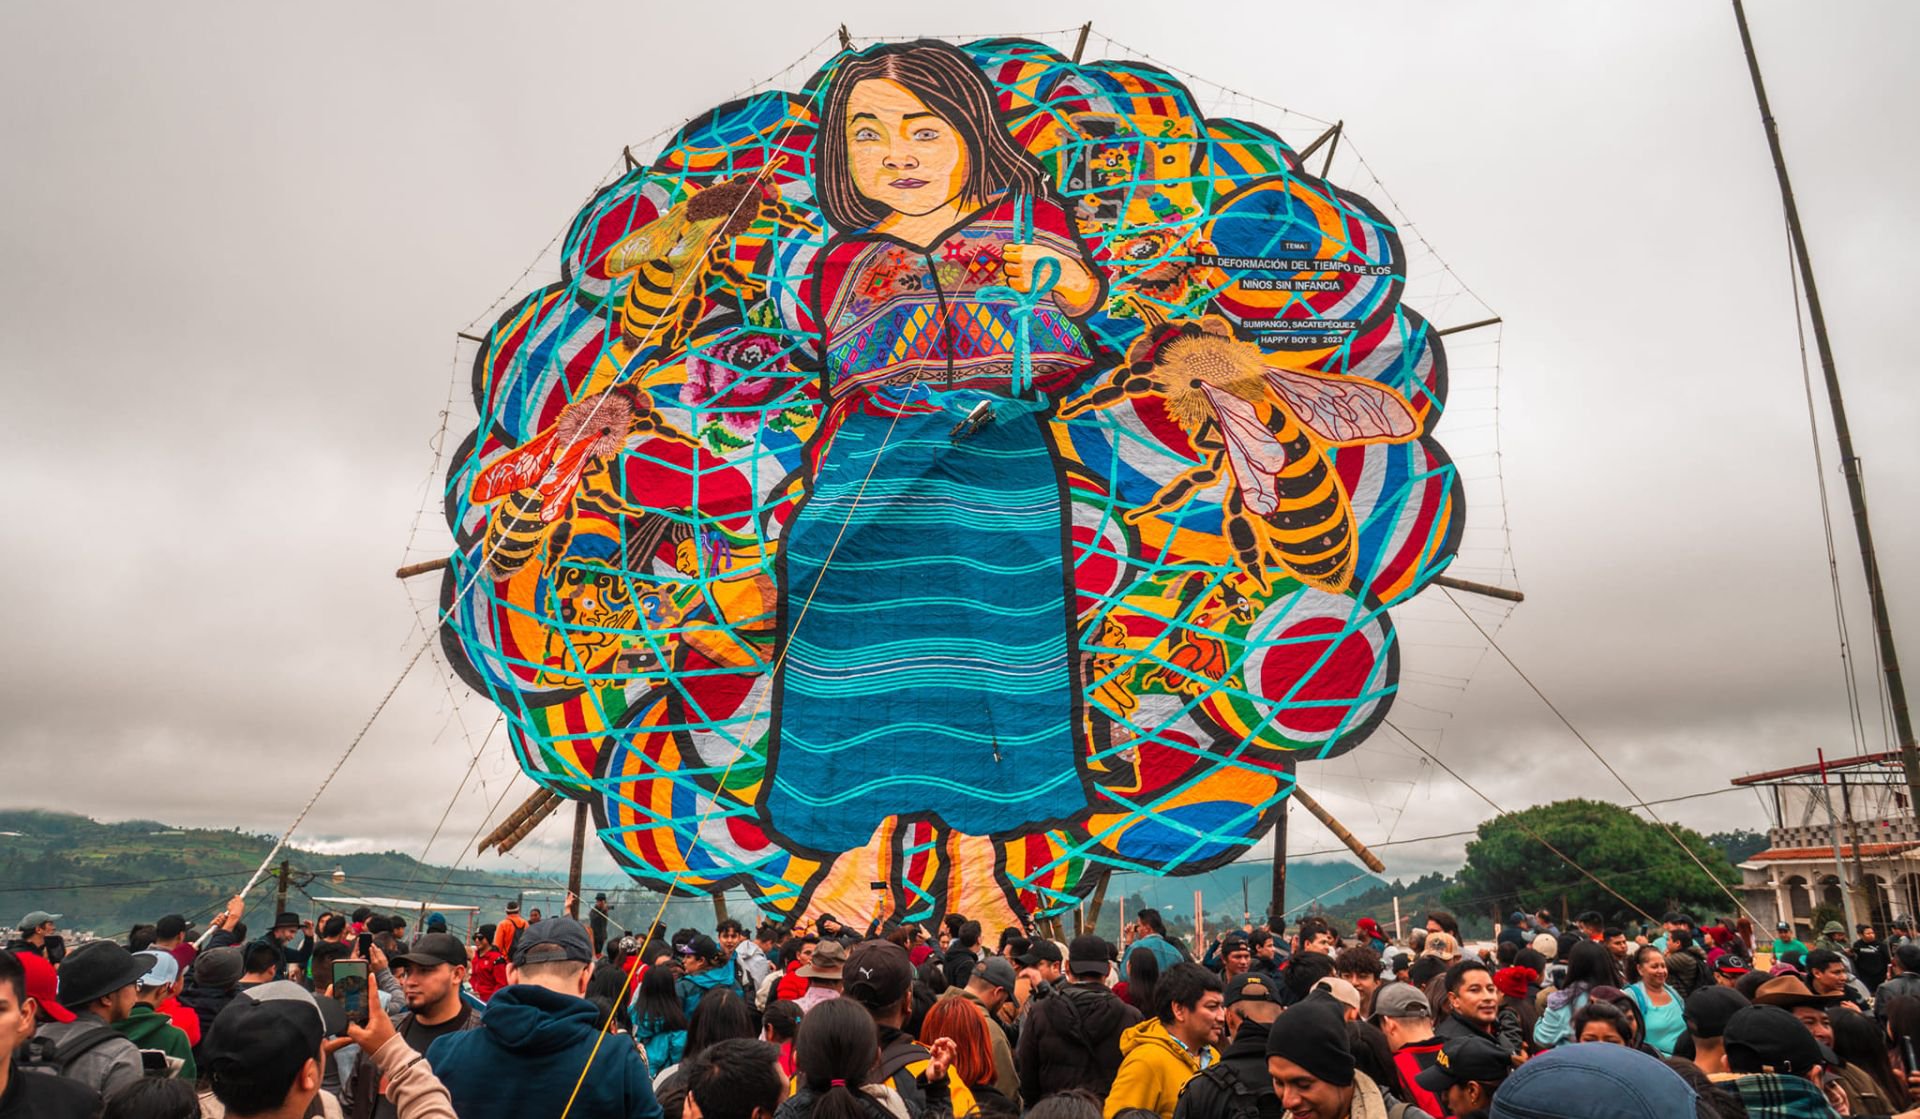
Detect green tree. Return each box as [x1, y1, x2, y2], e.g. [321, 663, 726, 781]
[1446, 799, 1739, 923]
[1706, 829, 1769, 865]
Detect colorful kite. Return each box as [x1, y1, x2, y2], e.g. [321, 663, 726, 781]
[441, 37, 1464, 927]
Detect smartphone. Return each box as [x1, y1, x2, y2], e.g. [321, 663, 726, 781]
[356, 932, 374, 958]
[1901, 1035, 1917, 1075]
[336, 960, 370, 1026]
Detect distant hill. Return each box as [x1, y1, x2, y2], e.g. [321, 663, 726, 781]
[0, 809, 1397, 942]
[0, 809, 610, 938]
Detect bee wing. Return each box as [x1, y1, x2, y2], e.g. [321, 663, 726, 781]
[603, 202, 692, 275]
[533, 435, 603, 521]
[469, 430, 557, 503]
[1261, 364, 1419, 446]
[1199, 383, 1290, 518]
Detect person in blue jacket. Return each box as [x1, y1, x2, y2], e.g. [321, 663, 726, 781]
[677, 935, 739, 1017]
[428, 917, 662, 1119]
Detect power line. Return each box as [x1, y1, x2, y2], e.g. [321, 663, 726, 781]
[1438, 588, 1758, 923]
[1383, 719, 1658, 923]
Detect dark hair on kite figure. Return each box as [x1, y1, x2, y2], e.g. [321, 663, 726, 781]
[814, 39, 1050, 232]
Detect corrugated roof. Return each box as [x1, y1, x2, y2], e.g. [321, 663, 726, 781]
[1744, 842, 1920, 862]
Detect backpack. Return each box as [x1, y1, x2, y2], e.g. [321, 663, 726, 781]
[19, 1021, 124, 1076]
[1183, 1063, 1282, 1119]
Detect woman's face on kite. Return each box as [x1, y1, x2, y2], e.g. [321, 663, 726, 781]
[845, 78, 969, 217]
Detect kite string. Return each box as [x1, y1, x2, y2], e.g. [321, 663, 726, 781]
[1436, 589, 1756, 922]
[194, 638, 436, 947]
[554, 395, 914, 1119]
[1383, 719, 1657, 924]
[1779, 205, 1876, 758]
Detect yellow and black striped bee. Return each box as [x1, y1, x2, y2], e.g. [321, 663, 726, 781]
[602, 174, 818, 375]
[1057, 314, 1420, 594]
[469, 386, 695, 580]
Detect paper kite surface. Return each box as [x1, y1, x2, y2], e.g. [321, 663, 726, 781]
[440, 37, 1464, 926]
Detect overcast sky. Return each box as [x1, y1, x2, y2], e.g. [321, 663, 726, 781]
[3, 0, 1914, 904]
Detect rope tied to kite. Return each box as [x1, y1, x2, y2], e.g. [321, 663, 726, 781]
[947, 195, 1058, 441]
[979, 195, 1060, 398]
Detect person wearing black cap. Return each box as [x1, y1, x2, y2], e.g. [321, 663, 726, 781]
[1719, 1004, 1846, 1118]
[1016, 937, 1065, 992]
[426, 916, 662, 1119]
[152, 912, 200, 974]
[842, 938, 955, 1117]
[1413, 1035, 1508, 1119]
[30, 939, 146, 1098]
[345, 933, 480, 1119]
[1682, 985, 1749, 1078]
[0, 949, 100, 1119]
[1016, 935, 1142, 1105]
[588, 894, 614, 956]
[1170, 973, 1283, 1119]
[1266, 993, 1431, 1119]
[680, 935, 741, 1016]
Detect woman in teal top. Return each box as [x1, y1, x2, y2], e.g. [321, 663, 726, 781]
[1626, 946, 1685, 1056]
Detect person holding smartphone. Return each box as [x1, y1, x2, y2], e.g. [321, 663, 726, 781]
[344, 933, 479, 1119]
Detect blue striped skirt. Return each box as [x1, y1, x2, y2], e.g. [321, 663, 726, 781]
[764, 392, 1088, 851]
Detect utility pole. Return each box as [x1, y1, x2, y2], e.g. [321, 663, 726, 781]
[567, 801, 588, 919]
[1732, 0, 1919, 810]
[275, 860, 290, 918]
[1267, 801, 1289, 930]
[1817, 750, 1860, 932]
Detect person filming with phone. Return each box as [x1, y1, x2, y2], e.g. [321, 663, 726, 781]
[343, 932, 479, 1119]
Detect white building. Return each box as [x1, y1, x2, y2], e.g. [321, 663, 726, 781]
[1732, 750, 1919, 935]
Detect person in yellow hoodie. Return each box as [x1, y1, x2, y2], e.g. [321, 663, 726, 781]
[1104, 962, 1225, 1119]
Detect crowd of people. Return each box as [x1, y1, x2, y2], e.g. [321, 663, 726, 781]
[5, 896, 1920, 1119]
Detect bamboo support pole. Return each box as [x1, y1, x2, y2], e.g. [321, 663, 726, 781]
[1290, 787, 1386, 873]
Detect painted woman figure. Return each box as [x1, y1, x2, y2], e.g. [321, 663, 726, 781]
[763, 41, 1108, 855]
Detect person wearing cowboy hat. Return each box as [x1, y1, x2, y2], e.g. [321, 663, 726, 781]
[792, 938, 846, 1011]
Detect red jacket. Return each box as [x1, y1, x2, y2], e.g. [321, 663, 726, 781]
[775, 960, 809, 1001]
[159, 995, 201, 1046]
[471, 947, 510, 1002]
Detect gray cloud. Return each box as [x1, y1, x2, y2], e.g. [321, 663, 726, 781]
[2, 0, 1913, 895]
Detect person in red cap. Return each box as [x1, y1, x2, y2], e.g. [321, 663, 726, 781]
[0, 950, 99, 1119]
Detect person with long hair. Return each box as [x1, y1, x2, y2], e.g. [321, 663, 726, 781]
[763, 999, 804, 1077]
[1831, 1006, 1910, 1112]
[761, 39, 1107, 864]
[1116, 946, 1159, 1018]
[688, 988, 758, 1058]
[634, 961, 691, 1073]
[774, 998, 955, 1119]
[1534, 940, 1615, 1048]
[919, 996, 1008, 1117]
[1625, 947, 1685, 1056]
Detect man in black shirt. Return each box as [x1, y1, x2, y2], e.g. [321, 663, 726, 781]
[344, 932, 479, 1119]
[0, 951, 98, 1119]
[1851, 924, 1889, 992]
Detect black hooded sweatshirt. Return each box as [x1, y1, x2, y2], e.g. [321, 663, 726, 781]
[1014, 979, 1144, 1105]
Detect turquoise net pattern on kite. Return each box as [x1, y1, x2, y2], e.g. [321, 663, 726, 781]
[439, 37, 1464, 922]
